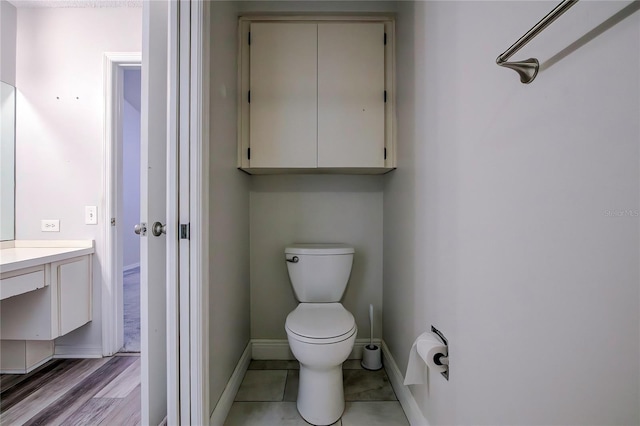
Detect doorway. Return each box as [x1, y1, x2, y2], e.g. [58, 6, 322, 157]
[121, 68, 142, 353]
[102, 53, 142, 357]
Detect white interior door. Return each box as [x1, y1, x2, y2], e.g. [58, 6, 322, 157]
[141, 1, 169, 424]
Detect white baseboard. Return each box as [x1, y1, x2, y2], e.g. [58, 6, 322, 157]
[250, 339, 292, 360]
[382, 340, 429, 426]
[210, 341, 252, 426]
[123, 262, 140, 273]
[26, 356, 54, 373]
[0, 356, 53, 374]
[252, 338, 382, 360]
[53, 345, 103, 358]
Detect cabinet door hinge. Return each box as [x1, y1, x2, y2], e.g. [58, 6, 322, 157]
[248, 90, 251, 103]
[248, 147, 251, 160]
[384, 148, 387, 160]
[384, 90, 387, 103]
[384, 32, 387, 45]
[248, 32, 251, 45]
[180, 224, 190, 240]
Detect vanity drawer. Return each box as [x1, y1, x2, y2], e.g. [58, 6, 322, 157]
[0, 266, 47, 300]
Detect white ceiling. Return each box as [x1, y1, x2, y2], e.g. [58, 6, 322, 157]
[8, 0, 141, 8]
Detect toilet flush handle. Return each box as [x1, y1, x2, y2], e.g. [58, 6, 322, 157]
[286, 256, 299, 263]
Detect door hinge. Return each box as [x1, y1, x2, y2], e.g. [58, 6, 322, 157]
[248, 32, 251, 45]
[111, 218, 116, 226]
[384, 90, 387, 103]
[384, 148, 387, 160]
[384, 32, 387, 45]
[180, 224, 190, 240]
[248, 147, 251, 160]
[248, 90, 251, 103]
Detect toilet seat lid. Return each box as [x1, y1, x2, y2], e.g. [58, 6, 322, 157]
[286, 303, 356, 340]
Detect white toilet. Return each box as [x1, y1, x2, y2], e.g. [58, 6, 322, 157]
[284, 244, 357, 426]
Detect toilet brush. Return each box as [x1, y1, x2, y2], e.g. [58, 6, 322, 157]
[368, 304, 374, 350]
[361, 304, 382, 370]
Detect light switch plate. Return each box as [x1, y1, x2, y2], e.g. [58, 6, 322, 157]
[85, 206, 98, 225]
[41, 219, 60, 232]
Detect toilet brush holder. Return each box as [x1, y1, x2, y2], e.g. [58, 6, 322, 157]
[361, 344, 382, 370]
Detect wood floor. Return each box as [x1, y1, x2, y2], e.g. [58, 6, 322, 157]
[0, 355, 140, 426]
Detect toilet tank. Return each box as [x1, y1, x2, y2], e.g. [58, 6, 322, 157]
[285, 244, 355, 303]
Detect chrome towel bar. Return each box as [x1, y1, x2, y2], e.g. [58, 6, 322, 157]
[497, 0, 579, 84]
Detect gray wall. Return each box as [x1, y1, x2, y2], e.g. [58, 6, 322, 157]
[0, 0, 16, 86]
[250, 176, 384, 340]
[209, 0, 251, 413]
[385, 1, 639, 424]
[15, 7, 142, 354]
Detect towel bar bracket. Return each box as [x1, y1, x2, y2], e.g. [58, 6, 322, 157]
[497, 0, 579, 84]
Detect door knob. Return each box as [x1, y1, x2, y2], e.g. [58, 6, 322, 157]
[152, 222, 167, 237]
[134, 222, 147, 236]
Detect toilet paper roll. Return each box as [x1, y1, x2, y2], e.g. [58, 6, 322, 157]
[403, 331, 448, 385]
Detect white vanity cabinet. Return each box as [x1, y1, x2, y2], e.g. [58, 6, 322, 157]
[0, 241, 94, 373]
[238, 17, 396, 174]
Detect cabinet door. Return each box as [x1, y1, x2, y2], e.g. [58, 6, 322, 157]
[317, 23, 385, 168]
[250, 23, 318, 168]
[54, 256, 91, 336]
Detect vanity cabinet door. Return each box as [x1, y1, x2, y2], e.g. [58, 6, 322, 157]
[52, 256, 92, 336]
[249, 23, 318, 168]
[317, 23, 385, 168]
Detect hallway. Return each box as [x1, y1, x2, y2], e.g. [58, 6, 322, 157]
[122, 266, 141, 353]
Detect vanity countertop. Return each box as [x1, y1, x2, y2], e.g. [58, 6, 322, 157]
[0, 241, 95, 274]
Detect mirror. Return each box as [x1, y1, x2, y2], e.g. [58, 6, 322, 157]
[1, 81, 16, 241]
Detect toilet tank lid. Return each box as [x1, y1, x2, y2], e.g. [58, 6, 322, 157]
[285, 244, 354, 255]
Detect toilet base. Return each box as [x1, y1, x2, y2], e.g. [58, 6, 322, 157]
[297, 363, 344, 426]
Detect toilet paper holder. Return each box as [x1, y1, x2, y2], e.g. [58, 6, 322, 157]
[431, 325, 449, 380]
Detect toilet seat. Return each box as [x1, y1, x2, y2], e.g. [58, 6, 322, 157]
[286, 303, 356, 344]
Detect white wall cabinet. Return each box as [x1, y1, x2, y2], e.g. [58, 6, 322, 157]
[238, 17, 395, 174]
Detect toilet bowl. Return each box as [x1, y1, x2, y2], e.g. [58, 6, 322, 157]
[284, 244, 357, 425]
[286, 303, 357, 426]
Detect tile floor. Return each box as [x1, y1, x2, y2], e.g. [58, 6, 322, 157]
[225, 360, 409, 426]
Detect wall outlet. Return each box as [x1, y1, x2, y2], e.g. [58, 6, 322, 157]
[41, 219, 60, 232]
[85, 206, 98, 225]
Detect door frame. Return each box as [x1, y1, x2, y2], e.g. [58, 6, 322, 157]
[172, 1, 210, 422]
[190, 1, 209, 422]
[167, 1, 209, 422]
[102, 52, 142, 357]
